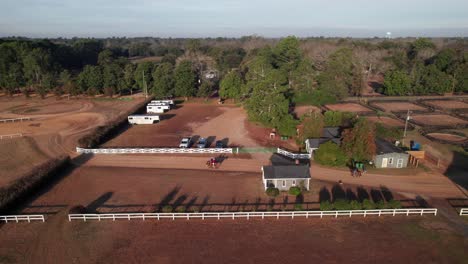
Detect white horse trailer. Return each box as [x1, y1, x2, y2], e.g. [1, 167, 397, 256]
[147, 102, 170, 110]
[128, 115, 160, 124]
[151, 100, 174, 105]
[147, 105, 167, 113]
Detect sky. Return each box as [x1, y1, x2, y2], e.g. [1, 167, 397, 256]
[1, 0, 468, 38]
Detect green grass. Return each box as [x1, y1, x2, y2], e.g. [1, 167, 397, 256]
[237, 147, 276, 153]
[92, 97, 134, 102]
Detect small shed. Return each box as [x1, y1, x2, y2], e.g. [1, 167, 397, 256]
[374, 138, 409, 168]
[262, 165, 310, 191]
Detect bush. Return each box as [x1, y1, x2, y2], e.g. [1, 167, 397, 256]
[191, 206, 200, 213]
[362, 199, 376, 210]
[387, 200, 402, 209]
[162, 205, 173, 213]
[350, 200, 362, 210]
[176, 206, 186, 213]
[294, 203, 303, 211]
[314, 141, 348, 167]
[266, 187, 280, 197]
[0, 156, 70, 212]
[333, 199, 351, 210]
[376, 200, 388, 209]
[320, 200, 333, 211]
[288, 186, 302, 196]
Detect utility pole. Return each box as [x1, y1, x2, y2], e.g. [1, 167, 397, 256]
[142, 71, 148, 99]
[403, 109, 411, 146]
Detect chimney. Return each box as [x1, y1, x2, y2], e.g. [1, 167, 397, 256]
[295, 159, 300, 165]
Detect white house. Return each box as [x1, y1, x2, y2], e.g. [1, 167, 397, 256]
[128, 115, 160, 124]
[147, 105, 167, 113]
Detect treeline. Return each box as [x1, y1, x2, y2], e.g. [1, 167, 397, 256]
[382, 38, 468, 95]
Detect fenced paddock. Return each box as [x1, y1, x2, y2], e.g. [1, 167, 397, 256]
[460, 208, 468, 216]
[0, 133, 23, 140]
[76, 147, 233, 154]
[1, 215, 45, 223]
[277, 148, 311, 159]
[0, 117, 31, 123]
[68, 208, 437, 222]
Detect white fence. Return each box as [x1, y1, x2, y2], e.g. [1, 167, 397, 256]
[76, 147, 233, 154]
[68, 208, 437, 222]
[0, 133, 23, 140]
[277, 148, 311, 159]
[1, 215, 45, 223]
[0, 117, 31, 123]
[460, 208, 468, 216]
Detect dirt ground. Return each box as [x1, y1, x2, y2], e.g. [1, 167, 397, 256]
[365, 116, 406, 128]
[423, 100, 468, 110]
[371, 101, 428, 112]
[324, 103, 374, 113]
[426, 133, 467, 143]
[0, 216, 466, 264]
[293, 105, 321, 118]
[410, 114, 468, 127]
[0, 95, 146, 187]
[105, 103, 297, 150]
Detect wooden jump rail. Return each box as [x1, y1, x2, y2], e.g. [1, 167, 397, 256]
[76, 147, 233, 154]
[0, 215, 45, 223]
[460, 208, 468, 216]
[0, 133, 23, 140]
[68, 208, 437, 222]
[0, 117, 32, 123]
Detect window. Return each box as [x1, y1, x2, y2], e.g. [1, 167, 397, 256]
[292, 180, 296, 186]
[128, 117, 133, 119]
[282, 180, 286, 187]
[388, 158, 393, 164]
[397, 159, 404, 168]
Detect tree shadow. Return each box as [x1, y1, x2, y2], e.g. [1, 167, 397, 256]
[332, 184, 346, 202]
[206, 136, 216, 147]
[199, 195, 210, 211]
[220, 138, 230, 147]
[319, 187, 331, 202]
[357, 186, 370, 202]
[157, 185, 181, 211]
[346, 188, 357, 201]
[86, 192, 113, 213]
[172, 194, 188, 208]
[160, 114, 176, 121]
[380, 186, 394, 201]
[444, 151, 468, 190]
[370, 189, 384, 202]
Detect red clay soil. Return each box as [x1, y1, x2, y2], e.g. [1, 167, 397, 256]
[366, 116, 406, 128]
[426, 133, 467, 143]
[410, 114, 468, 127]
[324, 103, 374, 113]
[244, 120, 298, 150]
[424, 100, 468, 109]
[0, 216, 466, 264]
[372, 101, 428, 112]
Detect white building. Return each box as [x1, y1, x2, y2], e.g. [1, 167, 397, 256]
[147, 103, 170, 110]
[128, 115, 160, 124]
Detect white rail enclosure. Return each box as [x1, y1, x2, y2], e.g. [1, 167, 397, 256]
[277, 148, 311, 159]
[460, 208, 468, 216]
[0, 117, 31, 123]
[0, 133, 23, 140]
[69, 208, 437, 222]
[0, 215, 45, 223]
[76, 147, 233, 154]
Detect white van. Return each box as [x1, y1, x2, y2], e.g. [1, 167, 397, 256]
[128, 115, 160, 124]
[151, 100, 174, 105]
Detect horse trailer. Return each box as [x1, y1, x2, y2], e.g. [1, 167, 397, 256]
[147, 103, 170, 110]
[151, 100, 174, 105]
[147, 105, 167, 113]
[128, 115, 160, 124]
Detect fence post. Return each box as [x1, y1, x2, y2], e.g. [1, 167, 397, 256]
[202, 213, 205, 220]
[364, 210, 367, 217]
[218, 213, 220, 220]
[247, 213, 249, 220]
[128, 215, 130, 221]
[406, 209, 409, 216]
[15, 216, 18, 223]
[262, 212, 264, 219]
[306, 211, 309, 219]
[172, 214, 175, 221]
[393, 210, 396, 216]
[378, 210, 381, 217]
[335, 211, 338, 218]
[420, 209, 423, 216]
[320, 211, 323, 218]
[187, 214, 189, 220]
[42, 215, 45, 222]
[142, 214, 146, 221]
[292, 212, 294, 219]
[113, 215, 115, 221]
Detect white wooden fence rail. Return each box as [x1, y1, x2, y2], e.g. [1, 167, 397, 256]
[0, 117, 31, 123]
[76, 147, 233, 154]
[68, 208, 437, 222]
[0, 215, 45, 223]
[460, 208, 468, 216]
[277, 148, 311, 159]
[0, 133, 23, 140]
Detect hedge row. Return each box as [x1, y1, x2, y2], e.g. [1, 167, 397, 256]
[77, 97, 153, 148]
[320, 199, 402, 211]
[0, 155, 71, 213]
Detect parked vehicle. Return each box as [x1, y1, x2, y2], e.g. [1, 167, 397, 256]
[179, 137, 192, 148]
[215, 140, 224, 148]
[197, 138, 207, 148]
